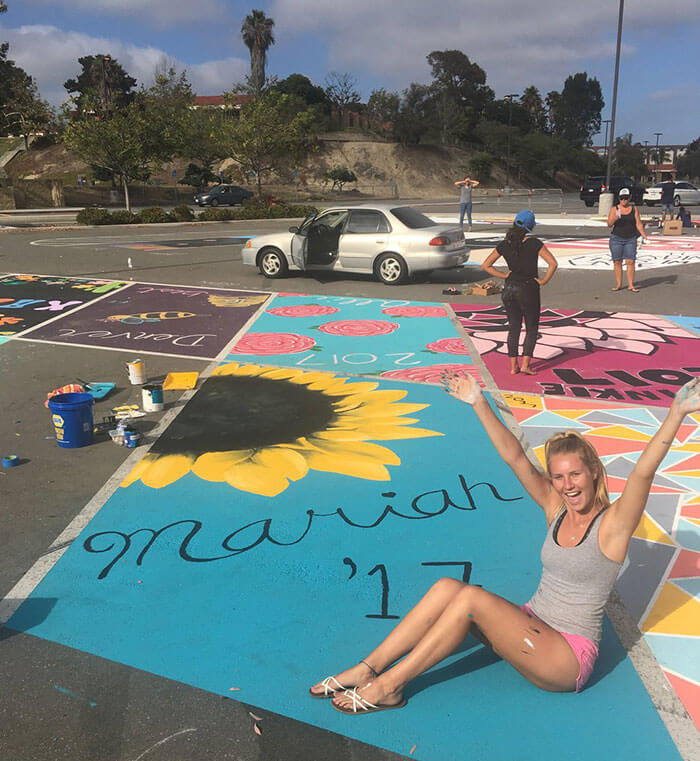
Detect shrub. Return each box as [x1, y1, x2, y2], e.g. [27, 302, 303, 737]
[197, 207, 237, 221]
[170, 205, 195, 222]
[76, 207, 114, 225]
[323, 167, 357, 191]
[109, 210, 139, 225]
[470, 152, 494, 179]
[135, 207, 171, 224]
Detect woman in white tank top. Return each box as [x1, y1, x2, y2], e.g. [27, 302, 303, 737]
[310, 376, 700, 714]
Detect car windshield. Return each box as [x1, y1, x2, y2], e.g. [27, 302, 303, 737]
[297, 210, 318, 233]
[390, 207, 436, 229]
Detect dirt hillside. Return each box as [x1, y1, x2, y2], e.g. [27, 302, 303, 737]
[4, 135, 514, 200]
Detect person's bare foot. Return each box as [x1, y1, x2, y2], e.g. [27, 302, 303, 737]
[520, 367, 536, 375]
[331, 676, 404, 712]
[628, 286, 639, 292]
[611, 285, 623, 291]
[309, 661, 376, 698]
[510, 367, 520, 375]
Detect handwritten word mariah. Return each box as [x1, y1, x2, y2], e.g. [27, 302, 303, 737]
[84, 475, 521, 579]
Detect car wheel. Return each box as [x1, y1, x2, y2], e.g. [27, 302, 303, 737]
[411, 270, 433, 282]
[375, 253, 407, 285]
[210, 198, 219, 207]
[258, 248, 289, 279]
[646, 201, 655, 207]
[673, 195, 681, 207]
[584, 200, 594, 207]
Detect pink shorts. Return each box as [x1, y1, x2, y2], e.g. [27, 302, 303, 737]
[521, 603, 598, 692]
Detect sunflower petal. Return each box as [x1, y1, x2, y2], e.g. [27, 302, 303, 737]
[333, 389, 407, 411]
[252, 447, 309, 481]
[305, 451, 391, 480]
[324, 381, 379, 396]
[212, 363, 240, 376]
[310, 439, 401, 465]
[342, 402, 429, 417]
[288, 371, 336, 386]
[224, 460, 290, 497]
[140, 454, 196, 488]
[192, 450, 254, 481]
[229, 364, 264, 376]
[331, 416, 420, 428]
[258, 367, 302, 380]
[120, 455, 155, 488]
[355, 425, 444, 441]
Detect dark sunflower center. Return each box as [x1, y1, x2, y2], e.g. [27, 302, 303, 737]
[151, 374, 339, 456]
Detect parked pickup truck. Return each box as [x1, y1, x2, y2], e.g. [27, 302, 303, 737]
[579, 176, 645, 207]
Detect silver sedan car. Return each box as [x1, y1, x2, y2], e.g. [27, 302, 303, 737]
[242, 203, 469, 284]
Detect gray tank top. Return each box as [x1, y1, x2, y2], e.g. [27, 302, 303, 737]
[527, 508, 622, 644]
[460, 184, 473, 203]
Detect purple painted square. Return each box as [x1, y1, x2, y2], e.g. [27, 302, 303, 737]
[22, 283, 271, 359]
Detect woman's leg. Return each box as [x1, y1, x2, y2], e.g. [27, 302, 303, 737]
[332, 585, 581, 710]
[625, 260, 637, 291]
[459, 203, 467, 228]
[520, 282, 541, 375]
[466, 202, 473, 230]
[311, 578, 464, 695]
[501, 287, 523, 371]
[610, 236, 623, 290]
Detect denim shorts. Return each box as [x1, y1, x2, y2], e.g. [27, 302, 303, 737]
[662, 202, 674, 214]
[609, 234, 637, 262]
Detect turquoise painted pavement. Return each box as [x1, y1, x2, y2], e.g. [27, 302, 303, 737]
[6, 372, 681, 761]
[226, 293, 481, 384]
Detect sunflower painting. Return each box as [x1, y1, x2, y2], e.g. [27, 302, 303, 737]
[121, 363, 442, 496]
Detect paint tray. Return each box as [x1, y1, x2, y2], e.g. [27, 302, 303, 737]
[162, 372, 199, 390]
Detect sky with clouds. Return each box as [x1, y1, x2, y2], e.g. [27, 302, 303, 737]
[2, 0, 698, 144]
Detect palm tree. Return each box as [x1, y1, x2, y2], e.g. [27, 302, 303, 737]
[241, 10, 275, 95]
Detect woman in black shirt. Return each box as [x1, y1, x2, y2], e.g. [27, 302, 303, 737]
[481, 210, 558, 375]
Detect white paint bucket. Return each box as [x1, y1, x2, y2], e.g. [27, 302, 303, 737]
[142, 383, 164, 412]
[126, 359, 146, 385]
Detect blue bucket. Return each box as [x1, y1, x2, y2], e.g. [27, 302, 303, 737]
[48, 392, 95, 448]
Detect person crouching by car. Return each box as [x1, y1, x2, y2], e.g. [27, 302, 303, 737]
[677, 206, 692, 228]
[607, 188, 647, 293]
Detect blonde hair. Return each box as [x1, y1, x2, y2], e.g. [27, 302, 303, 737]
[544, 431, 610, 510]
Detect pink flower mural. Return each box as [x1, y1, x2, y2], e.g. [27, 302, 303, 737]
[317, 319, 399, 337]
[267, 304, 340, 317]
[230, 332, 316, 355]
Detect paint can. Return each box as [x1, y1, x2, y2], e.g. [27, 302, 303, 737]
[142, 383, 164, 412]
[47, 392, 94, 448]
[2, 455, 19, 467]
[126, 359, 146, 385]
[123, 429, 141, 448]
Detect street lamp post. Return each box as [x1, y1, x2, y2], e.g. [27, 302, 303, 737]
[600, 0, 624, 217]
[654, 132, 663, 181]
[504, 93, 518, 190]
[601, 119, 612, 161]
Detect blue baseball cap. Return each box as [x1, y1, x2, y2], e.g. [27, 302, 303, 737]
[514, 210, 536, 231]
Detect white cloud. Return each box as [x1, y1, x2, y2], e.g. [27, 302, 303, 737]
[19, 0, 228, 26]
[270, 0, 694, 97]
[1, 24, 248, 106]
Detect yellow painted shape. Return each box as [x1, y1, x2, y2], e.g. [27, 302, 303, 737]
[584, 425, 651, 442]
[162, 372, 199, 390]
[632, 513, 675, 546]
[666, 469, 700, 478]
[503, 393, 543, 410]
[683, 495, 700, 505]
[684, 517, 700, 528]
[641, 583, 700, 635]
[533, 445, 547, 469]
[551, 410, 590, 421]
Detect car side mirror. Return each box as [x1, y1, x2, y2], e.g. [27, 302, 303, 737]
[288, 226, 299, 233]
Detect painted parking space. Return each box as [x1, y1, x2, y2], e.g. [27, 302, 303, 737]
[507, 391, 700, 729]
[454, 304, 700, 407]
[227, 293, 484, 384]
[18, 283, 272, 359]
[5, 372, 682, 761]
[0, 274, 129, 337]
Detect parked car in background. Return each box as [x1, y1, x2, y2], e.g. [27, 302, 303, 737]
[643, 181, 700, 207]
[193, 184, 254, 207]
[579, 176, 645, 206]
[242, 203, 469, 285]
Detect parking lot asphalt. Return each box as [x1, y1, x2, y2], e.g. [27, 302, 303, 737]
[1, 203, 699, 761]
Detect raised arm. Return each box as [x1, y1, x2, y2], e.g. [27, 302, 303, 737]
[601, 378, 700, 560]
[443, 372, 555, 515]
[607, 203, 620, 227]
[634, 206, 647, 239]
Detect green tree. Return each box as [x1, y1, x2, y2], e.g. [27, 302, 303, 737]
[178, 162, 223, 190]
[176, 109, 228, 173]
[426, 50, 494, 142]
[470, 152, 493, 179]
[548, 73, 604, 146]
[241, 9, 275, 96]
[612, 134, 646, 178]
[366, 88, 400, 127]
[222, 91, 314, 197]
[393, 84, 435, 146]
[677, 148, 700, 181]
[484, 99, 531, 133]
[323, 167, 357, 191]
[64, 55, 137, 117]
[2, 77, 54, 148]
[275, 74, 327, 107]
[64, 102, 167, 210]
[520, 86, 547, 132]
